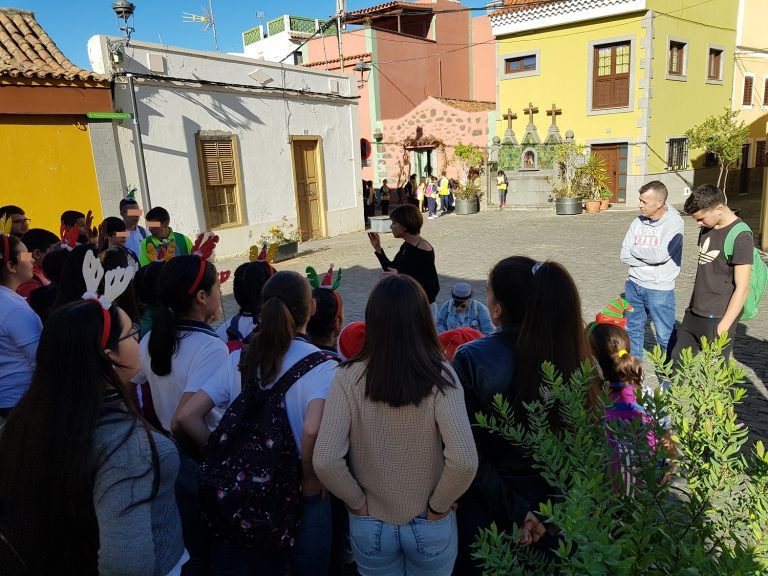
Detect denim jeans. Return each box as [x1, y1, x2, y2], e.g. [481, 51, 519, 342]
[427, 197, 437, 218]
[624, 280, 676, 359]
[211, 494, 332, 576]
[349, 512, 458, 576]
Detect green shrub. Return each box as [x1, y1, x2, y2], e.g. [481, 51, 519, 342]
[472, 335, 768, 575]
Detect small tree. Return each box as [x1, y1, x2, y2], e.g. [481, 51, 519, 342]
[686, 109, 749, 196]
[548, 140, 586, 199]
[472, 336, 768, 575]
[452, 142, 485, 185]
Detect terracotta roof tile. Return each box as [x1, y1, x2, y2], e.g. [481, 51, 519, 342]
[346, 1, 432, 21]
[303, 52, 372, 68]
[0, 8, 107, 82]
[498, 0, 568, 14]
[435, 97, 495, 112]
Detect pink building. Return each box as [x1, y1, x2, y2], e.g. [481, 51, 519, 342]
[302, 1, 496, 188]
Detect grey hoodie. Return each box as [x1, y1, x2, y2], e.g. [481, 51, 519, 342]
[620, 205, 684, 291]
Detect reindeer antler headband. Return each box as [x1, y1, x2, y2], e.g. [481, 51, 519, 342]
[248, 242, 278, 276]
[188, 232, 220, 295]
[81, 250, 135, 348]
[306, 263, 343, 322]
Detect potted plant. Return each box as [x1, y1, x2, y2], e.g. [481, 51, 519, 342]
[599, 186, 612, 211]
[454, 178, 483, 215]
[579, 153, 609, 214]
[548, 141, 585, 215]
[259, 216, 301, 262]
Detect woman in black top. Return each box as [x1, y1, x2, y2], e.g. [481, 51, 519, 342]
[367, 204, 440, 307]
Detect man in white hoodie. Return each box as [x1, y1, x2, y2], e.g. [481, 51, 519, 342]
[620, 181, 684, 359]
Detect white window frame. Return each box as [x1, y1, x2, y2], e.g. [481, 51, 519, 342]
[499, 49, 540, 80]
[665, 36, 688, 82]
[705, 44, 725, 85]
[741, 72, 755, 109]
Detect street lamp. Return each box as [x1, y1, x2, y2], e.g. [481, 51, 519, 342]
[107, 1, 135, 64]
[353, 58, 371, 88]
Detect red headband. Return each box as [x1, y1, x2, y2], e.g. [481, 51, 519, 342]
[89, 299, 111, 349]
[188, 256, 207, 295]
[332, 290, 343, 323]
[1, 234, 8, 265]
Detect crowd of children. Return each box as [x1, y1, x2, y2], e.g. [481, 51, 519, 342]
[0, 180, 762, 576]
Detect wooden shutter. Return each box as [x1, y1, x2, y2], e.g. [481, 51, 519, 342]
[593, 42, 630, 109]
[201, 139, 236, 186]
[743, 76, 753, 105]
[669, 42, 684, 76]
[708, 49, 721, 80]
[764, 79, 768, 106]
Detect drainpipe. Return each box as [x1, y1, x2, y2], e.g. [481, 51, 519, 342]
[125, 73, 152, 210]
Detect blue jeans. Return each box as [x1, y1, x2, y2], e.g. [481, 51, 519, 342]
[624, 280, 676, 359]
[427, 197, 437, 217]
[349, 512, 458, 576]
[212, 494, 332, 576]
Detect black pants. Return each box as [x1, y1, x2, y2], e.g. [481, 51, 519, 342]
[671, 310, 737, 364]
[381, 200, 389, 216]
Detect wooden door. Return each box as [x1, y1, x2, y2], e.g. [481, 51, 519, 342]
[592, 144, 621, 203]
[293, 140, 324, 241]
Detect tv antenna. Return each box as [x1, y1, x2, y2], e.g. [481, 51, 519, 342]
[257, 11, 266, 31]
[183, 0, 219, 50]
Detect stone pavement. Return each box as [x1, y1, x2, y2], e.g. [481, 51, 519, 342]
[216, 200, 768, 442]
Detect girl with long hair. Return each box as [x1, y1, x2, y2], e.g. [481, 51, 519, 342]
[174, 271, 339, 576]
[306, 286, 344, 355]
[0, 234, 40, 420]
[313, 274, 478, 576]
[51, 243, 97, 310]
[102, 247, 141, 323]
[142, 254, 226, 575]
[0, 300, 184, 575]
[451, 258, 591, 574]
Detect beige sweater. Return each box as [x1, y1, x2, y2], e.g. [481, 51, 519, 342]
[313, 361, 478, 525]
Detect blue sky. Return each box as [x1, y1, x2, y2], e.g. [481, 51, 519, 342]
[12, 0, 487, 69]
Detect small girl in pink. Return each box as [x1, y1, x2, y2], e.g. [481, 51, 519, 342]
[589, 323, 659, 493]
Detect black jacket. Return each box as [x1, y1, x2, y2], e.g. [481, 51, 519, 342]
[452, 327, 554, 526]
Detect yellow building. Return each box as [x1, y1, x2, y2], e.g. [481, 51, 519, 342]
[490, 0, 737, 204]
[732, 0, 768, 196]
[0, 8, 111, 234]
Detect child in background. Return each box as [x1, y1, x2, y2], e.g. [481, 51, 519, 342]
[426, 176, 438, 220]
[497, 170, 508, 207]
[216, 260, 274, 350]
[416, 177, 426, 213]
[589, 323, 660, 492]
[139, 206, 193, 266]
[100, 216, 140, 270]
[17, 229, 59, 299]
[28, 247, 69, 322]
[0, 205, 30, 237]
[60, 210, 87, 244]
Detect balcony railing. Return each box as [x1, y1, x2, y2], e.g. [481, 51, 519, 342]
[245, 15, 339, 49]
[242, 26, 263, 46]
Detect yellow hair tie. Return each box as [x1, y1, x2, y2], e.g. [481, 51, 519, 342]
[618, 349, 628, 358]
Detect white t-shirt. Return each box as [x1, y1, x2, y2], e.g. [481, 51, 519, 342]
[0, 285, 42, 409]
[138, 321, 230, 432]
[202, 338, 338, 453]
[214, 314, 256, 343]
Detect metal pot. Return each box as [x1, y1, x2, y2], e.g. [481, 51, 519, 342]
[555, 197, 582, 215]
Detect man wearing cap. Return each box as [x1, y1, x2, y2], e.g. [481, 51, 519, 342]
[436, 282, 494, 336]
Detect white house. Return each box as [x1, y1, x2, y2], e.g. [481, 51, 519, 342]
[87, 37, 363, 259]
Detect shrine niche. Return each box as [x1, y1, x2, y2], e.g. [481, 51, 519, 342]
[497, 101, 564, 173]
[521, 148, 538, 170]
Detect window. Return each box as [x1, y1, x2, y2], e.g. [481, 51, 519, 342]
[764, 78, 768, 106]
[707, 48, 723, 81]
[704, 151, 719, 167]
[667, 137, 688, 171]
[196, 133, 243, 229]
[756, 141, 766, 168]
[505, 54, 537, 75]
[668, 41, 686, 77]
[592, 42, 631, 109]
[743, 75, 754, 106]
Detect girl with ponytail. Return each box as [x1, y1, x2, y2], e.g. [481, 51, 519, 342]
[174, 271, 339, 575]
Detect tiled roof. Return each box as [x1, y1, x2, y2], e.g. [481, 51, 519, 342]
[435, 97, 495, 112]
[501, 0, 563, 11]
[491, 0, 645, 30]
[346, 1, 432, 21]
[303, 52, 372, 68]
[0, 8, 107, 82]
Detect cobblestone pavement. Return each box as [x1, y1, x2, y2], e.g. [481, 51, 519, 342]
[217, 198, 768, 442]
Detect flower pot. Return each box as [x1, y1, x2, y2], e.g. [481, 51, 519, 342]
[600, 199, 610, 211]
[454, 197, 479, 215]
[585, 200, 601, 214]
[555, 197, 582, 215]
[273, 241, 299, 262]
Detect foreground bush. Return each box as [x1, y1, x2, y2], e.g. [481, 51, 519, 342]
[472, 336, 768, 575]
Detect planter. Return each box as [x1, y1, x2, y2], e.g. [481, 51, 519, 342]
[454, 197, 480, 215]
[272, 241, 299, 262]
[585, 200, 602, 214]
[600, 199, 610, 211]
[555, 197, 582, 215]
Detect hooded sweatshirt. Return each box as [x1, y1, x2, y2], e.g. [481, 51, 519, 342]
[620, 205, 684, 291]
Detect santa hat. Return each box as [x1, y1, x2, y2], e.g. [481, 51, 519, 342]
[338, 321, 366, 360]
[438, 328, 484, 361]
[587, 297, 635, 335]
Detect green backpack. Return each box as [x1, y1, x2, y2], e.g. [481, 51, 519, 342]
[724, 222, 767, 321]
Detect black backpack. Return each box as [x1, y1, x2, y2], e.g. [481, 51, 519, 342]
[199, 351, 336, 550]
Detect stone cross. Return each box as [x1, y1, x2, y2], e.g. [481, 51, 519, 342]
[546, 103, 562, 127]
[523, 102, 539, 125]
[502, 108, 517, 131]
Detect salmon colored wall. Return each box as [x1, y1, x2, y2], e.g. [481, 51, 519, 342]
[0, 115, 104, 234]
[470, 15, 495, 103]
[375, 0, 471, 120]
